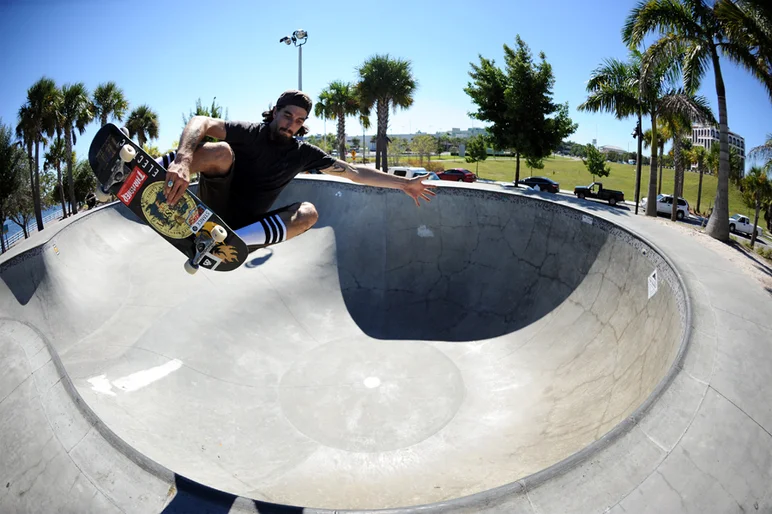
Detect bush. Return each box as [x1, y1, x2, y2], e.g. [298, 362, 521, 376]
[405, 158, 445, 172]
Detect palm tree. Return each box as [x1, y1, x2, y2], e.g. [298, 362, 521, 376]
[659, 93, 715, 221]
[624, 0, 772, 241]
[315, 81, 365, 160]
[16, 77, 60, 232]
[93, 82, 128, 127]
[578, 54, 644, 209]
[44, 137, 68, 218]
[58, 83, 94, 215]
[578, 50, 709, 217]
[643, 124, 673, 195]
[689, 145, 708, 213]
[741, 166, 772, 248]
[749, 133, 772, 231]
[126, 105, 159, 147]
[356, 54, 417, 172]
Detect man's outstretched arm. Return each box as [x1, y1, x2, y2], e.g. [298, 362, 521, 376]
[318, 160, 437, 207]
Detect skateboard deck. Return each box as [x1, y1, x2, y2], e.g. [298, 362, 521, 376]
[88, 123, 248, 273]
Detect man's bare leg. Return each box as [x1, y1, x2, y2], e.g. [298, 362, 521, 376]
[237, 202, 319, 250]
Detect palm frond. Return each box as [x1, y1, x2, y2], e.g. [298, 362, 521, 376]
[623, 0, 705, 48]
[640, 34, 688, 99]
[658, 90, 716, 128]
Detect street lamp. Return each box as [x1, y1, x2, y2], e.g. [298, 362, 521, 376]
[279, 29, 308, 90]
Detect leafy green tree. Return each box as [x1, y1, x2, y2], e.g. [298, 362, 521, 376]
[126, 105, 159, 147]
[464, 134, 488, 173]
[466, 35, 576, 185]
[388, 137, 408, 166]
[526, 156, 545, 173]
[689, 145, 708, 213]
[357, 55, 417, 171]
[142, 144, 161, 158]
[70, 158, 96, 208]
[624, 0, 772, 241]
[44, 137, 68, 217]
[315, 82, 364, 160]
[411, 134, 436, 164]
[93, 82, 128, 127]
[582, 144, 611, 181]
[0, 121, 27, 252]
[6, 164, 34, 239]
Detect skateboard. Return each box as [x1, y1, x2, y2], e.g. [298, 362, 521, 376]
[88, 123, 248, 274]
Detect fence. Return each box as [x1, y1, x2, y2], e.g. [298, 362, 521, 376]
[1, 208, 67, 254]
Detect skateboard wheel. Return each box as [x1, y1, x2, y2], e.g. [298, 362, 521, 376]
[119, 144, 136, 162]
[184, 260, 199, 275]
[120, 126, 130, 137]
[94, 187, 111, 203]
[211, 225, 227, 243]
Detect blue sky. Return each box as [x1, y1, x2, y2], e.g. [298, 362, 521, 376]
[1, 0, 770, 169]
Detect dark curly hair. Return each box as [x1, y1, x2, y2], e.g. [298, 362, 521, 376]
[262, 108, 309, 137]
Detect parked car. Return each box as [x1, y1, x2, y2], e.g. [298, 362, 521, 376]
[412, 170, 441, 180]
[573, 182, 625, 206]
[641, 194, 689, 220]
[519, 176, 559, 193]
[387, 166, 428, 179]
[729, 214, 763, 238]
[437, 168, 477, 182]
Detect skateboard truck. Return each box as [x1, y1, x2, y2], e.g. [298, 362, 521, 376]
[185, 225, 227, 275]
[94, 141, 137, 202]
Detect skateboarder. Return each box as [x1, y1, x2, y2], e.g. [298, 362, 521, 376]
[160, 90, 437, 250]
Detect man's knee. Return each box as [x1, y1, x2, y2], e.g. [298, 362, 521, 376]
[294, 201, 318, 229]
[194, 142, 233, 176]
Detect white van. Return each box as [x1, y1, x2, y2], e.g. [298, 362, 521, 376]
[386, 166, 427, 179]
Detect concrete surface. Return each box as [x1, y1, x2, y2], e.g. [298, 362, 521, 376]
[1, 176, 770, 513]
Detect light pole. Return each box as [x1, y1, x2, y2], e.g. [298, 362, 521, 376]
[279, 29, 308, 90]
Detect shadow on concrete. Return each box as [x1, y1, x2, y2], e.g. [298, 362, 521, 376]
[325, 189, 609, 342]
[162, 475, 303, 514]
[245, 248, 274, 268]
[0, 246, 47, 306]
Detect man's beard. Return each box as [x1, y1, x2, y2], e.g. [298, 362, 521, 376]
[271, 123, 294, 143]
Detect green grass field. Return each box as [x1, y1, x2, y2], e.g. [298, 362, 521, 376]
[426, 154, 751, 218]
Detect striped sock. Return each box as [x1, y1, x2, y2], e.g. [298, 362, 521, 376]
[154, 151, 177, 168]
[235, 214, 288, 246]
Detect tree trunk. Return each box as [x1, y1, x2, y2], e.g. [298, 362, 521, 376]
[57, 162, 67, 219]
[646, 112, 659, 217]
[33, 140, 44, 232]
[751, 198, 760, 249]
[515, 152, 521, 185]
[671, 136, 681, 222]
[0, 209, 5, 254]
[697, 165, 704, 214]
[634, 114, 643, 215]
[377, 100, 389, 172]
[65, 125, 78, 215]
[336, 115, 346, 161]
[657, 142, 664, 194]
[705, 50, 730, 241]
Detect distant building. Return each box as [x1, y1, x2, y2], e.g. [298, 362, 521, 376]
[598, 145, 626, 154]
[691, 123, 745, 168]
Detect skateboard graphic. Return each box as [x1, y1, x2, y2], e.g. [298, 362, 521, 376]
[88, 124, 248, 274]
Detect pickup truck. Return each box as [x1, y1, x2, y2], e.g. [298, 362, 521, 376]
[729, 214, 763, 238]
[573, 182, 625, 206]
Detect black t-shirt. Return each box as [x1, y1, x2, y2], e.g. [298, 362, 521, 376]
[221, 120, 336, 227]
